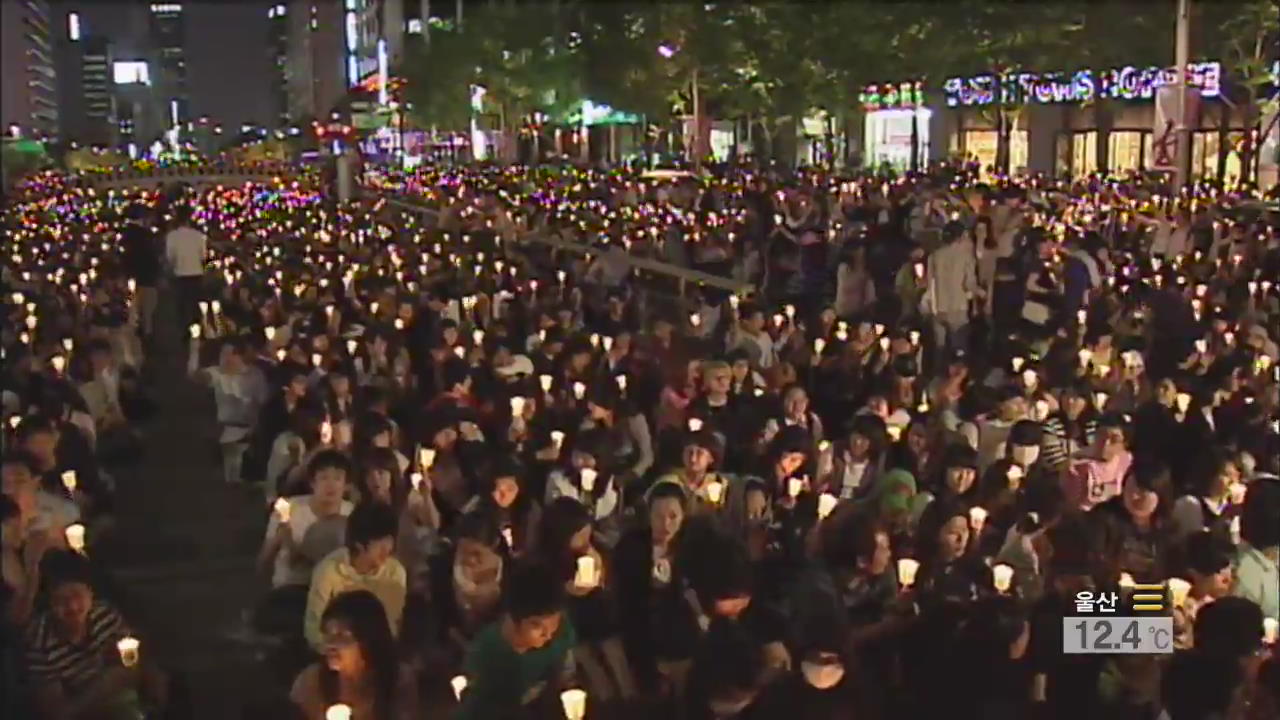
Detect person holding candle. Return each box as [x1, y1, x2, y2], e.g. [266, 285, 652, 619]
[290, 590, 420, 720]
[1088, 459, 1177, 584]
[23, 553, 169, 719]
[188, 335, 270, 485]
[615, 481, 701, 699]
[461, 460, 541, 558]
[1, 493, 48, 628]
[1063, 413, 1133, 513]
[538, 497, 635, 705]
[578, 387, 654, 492]
[1, 451, 78, 549]
[453, 560, 577, 720]
[1230, 477, 1280, 621]
[1172, 529, 1236, 650]
[304, 503, 406, 652]
[912, 499, 994, 607]
[545, 430, 622, 548]
[433, 511, 506, 647]
[1170, 449, 1241, 542]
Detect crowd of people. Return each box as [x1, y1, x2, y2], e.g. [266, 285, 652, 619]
[2, 160, 1279, 720]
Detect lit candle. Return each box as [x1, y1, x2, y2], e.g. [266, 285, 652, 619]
[1119, 573, 1136, 589]
[61, 470, 77, 492]
[615, 375, 627, 392]
[418, 447, 437, 470]
[817, 492, 838, 520]
[1264, 618, 1278, 645]
[1077, 348, 1093, 368]
[969, 506, 988, 530]
[688, 417, 704, 433]
[65, 523, 86, 553]
[689, 312, 701, 327]
[450, 675, 468, 701]
[992, 563, 1014, 593]
[897, 558, 920, 588]
[572, 381, 586, 400]
[574, 556, 599, 588]
[788, 477, 804, 498]
[539, 374, 553, 393]
[1175, 393, 1191, 414]
[274, 497, 291, 523]
[551, 430, 565, 449]
[1167, 578, 1191, 608]
[813, 337, 826, 356]
[580, 468, 597, 492]
[51, 355, 66, 374]
[510, 396, 526, 417]
[1022, 369, 1038, 388]
[1229, 482, 1247, 505]
[1011, 356, 1025, 372]
[320, 419, 333, 444]
[704, 479, 724, 505]
[560, 688, 587, 720]
[409, 472, 423, 492]
[116, 636, 140, 668]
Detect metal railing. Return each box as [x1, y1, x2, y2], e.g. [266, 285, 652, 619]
[382, 195, 753, 298]
[77, 163, 295, 190]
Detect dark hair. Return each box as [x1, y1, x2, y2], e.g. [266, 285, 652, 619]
[442, 357, 471, 391]
[1193, 596, 1264, 661]
[15, 415, 57, 443]
[344, 502, 398, 555]
[1240, 477, 1280, 549]
[1185, 450, 1235, 499]
[358, 447, 405, 510]
[454, 509, 504, 550]
[826, 511, 886, 569]
[502, 560, 565, 622]
[317, 590, 398, 720]
[1047, 514, 1103, 578]
[697, 537, 753, 605]
[916, 498, 972, 565]
[538, 497, 591, 564]
[308, 449, 352, 484]
[41, 550, 96, 594]
[0, 449, 40, 476]
[689, 620, 765, 710]
[1183, 529, 1233, 577]
[1161, 650, 1245, 720]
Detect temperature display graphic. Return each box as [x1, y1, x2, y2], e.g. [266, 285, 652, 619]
[1062, 617, 1174, 655]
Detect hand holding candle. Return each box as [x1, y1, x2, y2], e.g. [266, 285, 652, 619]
[116, 636, 140, 668]
[560, 688, 587, 720]
[897, 558, 920, 588]
[65, 523, 86, 553]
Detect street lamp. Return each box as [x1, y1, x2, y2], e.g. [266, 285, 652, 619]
[657, 44, 700, 167]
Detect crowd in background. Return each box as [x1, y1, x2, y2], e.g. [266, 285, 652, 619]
[2, 160, 1279, 720]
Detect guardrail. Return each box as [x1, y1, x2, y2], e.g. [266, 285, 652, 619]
[382, 195, 753, 298]
[78, 166, 295, 190]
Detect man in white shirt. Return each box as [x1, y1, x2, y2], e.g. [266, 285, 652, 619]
[190, 337, 269, 484]
[164, 206, 207, 332]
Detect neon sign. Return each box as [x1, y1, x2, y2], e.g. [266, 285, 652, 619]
[944, 61, 1221, 107]
[860, 81, 925, 112]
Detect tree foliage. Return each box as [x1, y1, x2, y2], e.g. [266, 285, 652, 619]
[397, 1, 1274, 155]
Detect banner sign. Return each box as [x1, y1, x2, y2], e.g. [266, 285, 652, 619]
[945, 61, 1220, 108]
[1151, 86, 1200, 170]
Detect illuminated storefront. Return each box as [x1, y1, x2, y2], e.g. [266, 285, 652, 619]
[937, 60, 1251, 177]
[859, 81, 931, 171]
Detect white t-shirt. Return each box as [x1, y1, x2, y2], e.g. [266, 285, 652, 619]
[264, 495, 353, 588]
[164, 226, 207, 277]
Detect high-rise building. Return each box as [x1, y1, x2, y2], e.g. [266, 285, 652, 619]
[267, 3, 290, 127]
[148, 2, 187, 127]
[56, 19, 118, 147]
[285, 0, 346, 123]
[1, 0, 60, 139]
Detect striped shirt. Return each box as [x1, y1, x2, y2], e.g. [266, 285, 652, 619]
[1041, 415, 1096, 471]
[25, 602, 130, 695]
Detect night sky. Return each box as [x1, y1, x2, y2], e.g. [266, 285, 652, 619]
[57, 0, 275, 133]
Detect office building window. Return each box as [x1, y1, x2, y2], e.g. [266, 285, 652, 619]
[68, 12, 80, 40]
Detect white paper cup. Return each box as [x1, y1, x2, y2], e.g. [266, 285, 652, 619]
[993, 563, 1014, 593]
[117, 636, 140, 667]
[560, 688, 587, 720]
[897, 558, 920, 588]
